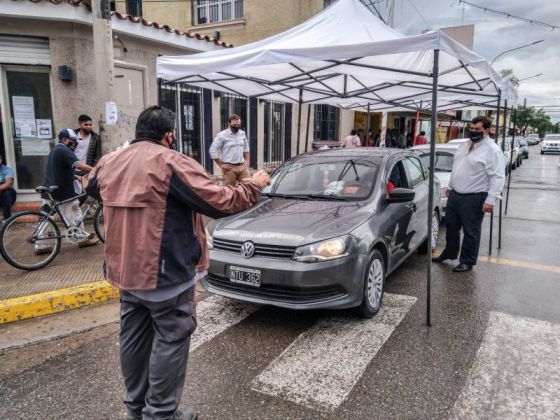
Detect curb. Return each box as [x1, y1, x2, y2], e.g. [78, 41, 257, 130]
[0, 281, 120, 325]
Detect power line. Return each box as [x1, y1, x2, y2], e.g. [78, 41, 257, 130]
[458, 1, 559, 31]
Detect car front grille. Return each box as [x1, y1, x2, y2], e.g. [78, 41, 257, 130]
[213, 238, 296, 259]
[205, 274, 346, 303]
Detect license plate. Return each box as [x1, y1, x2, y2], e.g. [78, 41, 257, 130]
[229, 266, 261, 287]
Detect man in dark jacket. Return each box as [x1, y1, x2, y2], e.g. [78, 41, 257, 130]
[86, 105, 270, 420]
[75, 114, 101, 166]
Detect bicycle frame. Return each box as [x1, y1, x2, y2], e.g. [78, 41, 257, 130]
[43, 192, 95, 230]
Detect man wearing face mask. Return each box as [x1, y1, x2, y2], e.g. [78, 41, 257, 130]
[85, 106, 270, 420]
[37, 129, 98, 253]
[432, 116, 505, 272]
[209, 114, 250, 186]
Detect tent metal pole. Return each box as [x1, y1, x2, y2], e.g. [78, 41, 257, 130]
[488, 93, 501, 255]
[296, 89, 303, 154]
[426, 49, 439, 328]
[505, 106, 517, 214]
[499, 98, 508, 250]
[366, 104, 371, 146]
[305, 104, 311, 152]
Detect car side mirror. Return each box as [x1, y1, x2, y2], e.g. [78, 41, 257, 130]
[386, 188, 415, 203]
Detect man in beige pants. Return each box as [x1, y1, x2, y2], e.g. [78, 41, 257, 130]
[209, 114, 250, 186]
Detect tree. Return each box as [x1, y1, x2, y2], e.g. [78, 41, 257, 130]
[514, 105, 553, 136]
[500, 69, 520, 89]
[514, 106, 535, 135]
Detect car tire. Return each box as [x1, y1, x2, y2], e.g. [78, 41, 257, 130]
[419, 211, 439, 254]
[541, 151, 544, 155]
[358, 249, 385, 318]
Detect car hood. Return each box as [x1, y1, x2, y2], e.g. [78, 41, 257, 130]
[213, 197, 372, 247]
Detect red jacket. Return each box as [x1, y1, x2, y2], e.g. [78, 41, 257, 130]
[86, 141, 261, 291]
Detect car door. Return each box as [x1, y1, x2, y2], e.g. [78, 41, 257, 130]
[403, 156, 428, 251]
[382, 159, 415, 268]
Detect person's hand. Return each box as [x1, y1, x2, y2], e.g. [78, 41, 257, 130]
[251, 170, 271, 188]
[220, 163, 233, 171]
[243, 160, 249, 168]
[482, 203, 494, 213]
[445, 189, 451, 198]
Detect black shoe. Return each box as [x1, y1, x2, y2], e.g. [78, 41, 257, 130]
[432, 254, 449, 263]
[452, 263, 472, 272]
[173, 408, 198, 420]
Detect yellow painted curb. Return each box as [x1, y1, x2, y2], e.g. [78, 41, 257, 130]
[0, 280, 120, 325]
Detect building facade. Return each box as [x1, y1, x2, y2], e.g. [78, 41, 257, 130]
[0, 0, 226, 200]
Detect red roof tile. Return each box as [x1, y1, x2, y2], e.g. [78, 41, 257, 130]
[18, 0, 234, 48]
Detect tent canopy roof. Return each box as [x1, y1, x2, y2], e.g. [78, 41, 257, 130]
[157, 0, 510, 111]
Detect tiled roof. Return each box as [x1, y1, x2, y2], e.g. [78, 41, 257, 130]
[20, 0, 234, 48]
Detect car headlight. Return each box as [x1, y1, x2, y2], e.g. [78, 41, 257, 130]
[205, 226, 213, 250]
[293, 236, 351, 263]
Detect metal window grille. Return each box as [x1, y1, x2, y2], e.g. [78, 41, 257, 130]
[313, 104, 340, 141]
[220, 92, 248, 131]
[264, 101, 285, 167]
[126, 0, 142, 17]
[194, 0, 243, 25]
[158, 83, 205, 166]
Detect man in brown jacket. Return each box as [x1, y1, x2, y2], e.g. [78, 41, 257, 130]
[86, 105, 270, 420]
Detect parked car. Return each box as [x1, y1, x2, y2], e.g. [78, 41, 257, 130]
[541, 134, 560, 154]
[505, 137, 520, 169]
[204, 148, 441, 318]
[411, 143, 462, 217]
[525, 134, 540, 145]
[518, 139, 529, 159]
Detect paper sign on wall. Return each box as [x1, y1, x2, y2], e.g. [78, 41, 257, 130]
[106, 101, 118, 126]
[12, 96, 37, 138]
[21, 138, 51, 156]
[36, 119, 53, 139]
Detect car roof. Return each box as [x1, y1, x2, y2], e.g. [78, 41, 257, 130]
[411, 144, 462, 152]
[298, 147, 412, 166]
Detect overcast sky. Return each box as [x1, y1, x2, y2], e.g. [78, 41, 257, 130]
[374, 0, 560, 121]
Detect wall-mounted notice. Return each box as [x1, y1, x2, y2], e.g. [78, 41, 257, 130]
[12, 96, 37, 138]
[36, 119, 53, 139]
[21, 138, 51, 156]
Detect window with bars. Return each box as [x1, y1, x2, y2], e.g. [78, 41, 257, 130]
[194, 0, 244, 25]
[314, 105, 340, 141]
[126, 0, 142, 17]
[264, 101, 285, 166]
[220, 92, 248, 130]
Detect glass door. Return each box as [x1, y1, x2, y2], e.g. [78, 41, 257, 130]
[2, 66, 54, 191]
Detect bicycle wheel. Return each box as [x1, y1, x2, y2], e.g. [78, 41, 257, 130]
[93, 204, 105, 243]
[0, 211, 61, 270]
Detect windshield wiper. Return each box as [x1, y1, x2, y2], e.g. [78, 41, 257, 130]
[262, 192, 311, 200]
[307, 193, 350, 201]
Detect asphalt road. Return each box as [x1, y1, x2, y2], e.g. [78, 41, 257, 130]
[1, 150, 559, 419]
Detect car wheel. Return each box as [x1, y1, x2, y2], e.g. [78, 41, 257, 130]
[541, 150, 544, 155]
[419, 211, 439, 254]
[358, 250, 385, 318]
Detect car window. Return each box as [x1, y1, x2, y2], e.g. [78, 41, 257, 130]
[403, 157, 425, 188]
[386, 161, 408, 189]
[264, 158, 379, 200]
[418, 152, 454, 173]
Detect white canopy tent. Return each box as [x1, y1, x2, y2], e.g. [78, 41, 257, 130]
[157, 0, 505, 114]
[157, 0, 513, 326]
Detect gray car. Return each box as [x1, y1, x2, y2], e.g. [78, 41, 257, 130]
[203, 149, 441, 318]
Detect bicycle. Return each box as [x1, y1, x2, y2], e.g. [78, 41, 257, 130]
[0, 186, 104, 270]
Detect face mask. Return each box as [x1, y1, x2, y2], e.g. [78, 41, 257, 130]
[469, 131, 484, 143]
[230, 125, 240, 133]
[67, 141, 77, 151]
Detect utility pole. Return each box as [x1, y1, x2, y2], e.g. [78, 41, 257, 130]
[92, 0, 119, 154]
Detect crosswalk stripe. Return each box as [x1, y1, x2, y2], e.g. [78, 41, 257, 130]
[190, 295, 260, 352]
[451, 311, 560, 419]
[251, 293, 417, 411]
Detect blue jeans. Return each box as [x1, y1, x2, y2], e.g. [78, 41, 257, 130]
[0, 188, 16, 219]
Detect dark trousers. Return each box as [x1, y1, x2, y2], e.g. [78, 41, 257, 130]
[120, 287, 197, 420]
[0, 188, 16, 219]
[442, 191, 487, 266]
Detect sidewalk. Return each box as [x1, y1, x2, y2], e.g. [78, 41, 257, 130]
[0, 231, 112, 324]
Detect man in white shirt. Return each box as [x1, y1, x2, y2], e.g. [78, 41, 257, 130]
[432, 116, 505, 272]
[74, 114, 102, 166]
[209, 114, 250, 186]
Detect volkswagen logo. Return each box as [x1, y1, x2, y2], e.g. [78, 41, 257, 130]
[240, 241, 255, 258]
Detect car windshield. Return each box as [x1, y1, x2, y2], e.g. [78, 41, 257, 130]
[545, 135, 560, 140]
[263, 158, 379, 200]
[519, 140, 527, 146]
[418, 152, 454, 172]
